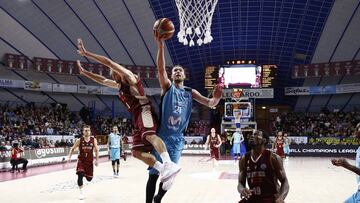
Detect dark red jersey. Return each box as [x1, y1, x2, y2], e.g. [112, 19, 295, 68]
[244, 149, 277, 201]
[276, 138, 285, 158]
[118, 79, 151, 113]
[78, 136, 95, 162]
[209, 134, 220, 149]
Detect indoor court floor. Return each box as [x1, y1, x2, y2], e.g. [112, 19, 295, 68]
[0, 156, 356, 203]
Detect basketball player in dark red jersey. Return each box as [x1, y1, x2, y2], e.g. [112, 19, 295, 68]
[273, 132, 285, 159]
[68, 125, 99, 200]
[238, 130, 289, 203]
[76, 39, 180, 188]
[204, 128, 222, 170]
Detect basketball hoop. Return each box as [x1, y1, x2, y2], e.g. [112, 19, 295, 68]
[175, 0, 219, 47]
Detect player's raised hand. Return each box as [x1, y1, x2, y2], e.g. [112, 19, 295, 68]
[76, 60, 86, 75]
[153, 30, 164, 47]
[77, 38, 87, 56]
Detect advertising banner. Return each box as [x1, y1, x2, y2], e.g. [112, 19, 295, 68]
[0, 79, 24, 88]
[287, 145, 357, 157]
[101, 87, 118, 95]
[284, 87, 310, 95]
[309, 85, 336, 95]
[52, 84, 77, 93]
[24, 81, 52, 92]
[286, 83, 360, 96]
[222, 88, 274, 98]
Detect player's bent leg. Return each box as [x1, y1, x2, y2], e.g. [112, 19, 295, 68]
[146, 134, 167, 155]
[132, 150, 157, 166]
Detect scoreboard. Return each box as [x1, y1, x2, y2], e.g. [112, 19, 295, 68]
[205, 65, 218, 89]
[205, 64, 277, 89]
[261, 65, 277, 88]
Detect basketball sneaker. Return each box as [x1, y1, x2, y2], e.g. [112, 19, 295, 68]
[160, 162, 181, 183]
[78, 190, 85, 200]
[161, 171, 177, 191]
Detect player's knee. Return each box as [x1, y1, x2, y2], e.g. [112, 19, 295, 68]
[132, 150, 141, 159]
[112, 160, 116, 165]
[77, 174, 84, 186]
[145, 134, 157, 143]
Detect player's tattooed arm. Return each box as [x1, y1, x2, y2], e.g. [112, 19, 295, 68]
[77, 38, 137, 85]
[192, 84, 222, 107]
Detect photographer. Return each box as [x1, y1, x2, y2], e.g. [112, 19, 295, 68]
[10, 142, 28, 172]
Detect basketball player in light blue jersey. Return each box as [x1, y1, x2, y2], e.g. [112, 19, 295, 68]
[332, 126, 360, 203]
[231, 128, 244, 161]
[108, 126, 123, 177]
[145, 34, 223, 203]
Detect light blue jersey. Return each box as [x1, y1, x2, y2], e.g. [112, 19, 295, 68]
[109, 133, 121, 149]
[233, 132, 243, 144]
[157, 84, 193, 151]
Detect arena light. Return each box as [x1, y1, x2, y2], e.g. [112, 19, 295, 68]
[262, 106, 266, 109]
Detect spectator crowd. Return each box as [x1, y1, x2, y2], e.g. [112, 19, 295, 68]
[274, 111, 360, 138]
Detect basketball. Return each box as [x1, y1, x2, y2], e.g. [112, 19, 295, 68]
[153, 18, 175, 40]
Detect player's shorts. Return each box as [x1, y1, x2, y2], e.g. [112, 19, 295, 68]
[110, 148, 120, 161]
[276, 148, 285, 158]
[210, 146, 220, 160]
[148, 134, 184, 175]
[233, 142, 241, 154]
[344, 191, 360, 203]
[131, 104, 158, 152]
[76, 159, 93, 178]
[284, 146, 290, 155]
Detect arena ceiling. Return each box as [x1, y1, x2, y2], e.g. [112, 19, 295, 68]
[0, 0, 359, 104]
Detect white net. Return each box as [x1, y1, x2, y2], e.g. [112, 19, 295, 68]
[175, 0, 219, 47]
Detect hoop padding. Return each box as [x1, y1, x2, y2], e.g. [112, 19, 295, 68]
[175, 0, 219, 47]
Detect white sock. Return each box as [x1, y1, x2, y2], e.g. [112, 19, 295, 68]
[153, 161, 164, 172]
[160, 152, 171, 163]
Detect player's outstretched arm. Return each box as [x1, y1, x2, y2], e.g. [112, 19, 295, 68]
[77, 38, 137, 85]
[272, 154, 289, 202]
[77, 60, 119, 89]
[192, 84, 223, 108]
[154, 35, 171, 93]
[332, 158, 360, 176]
